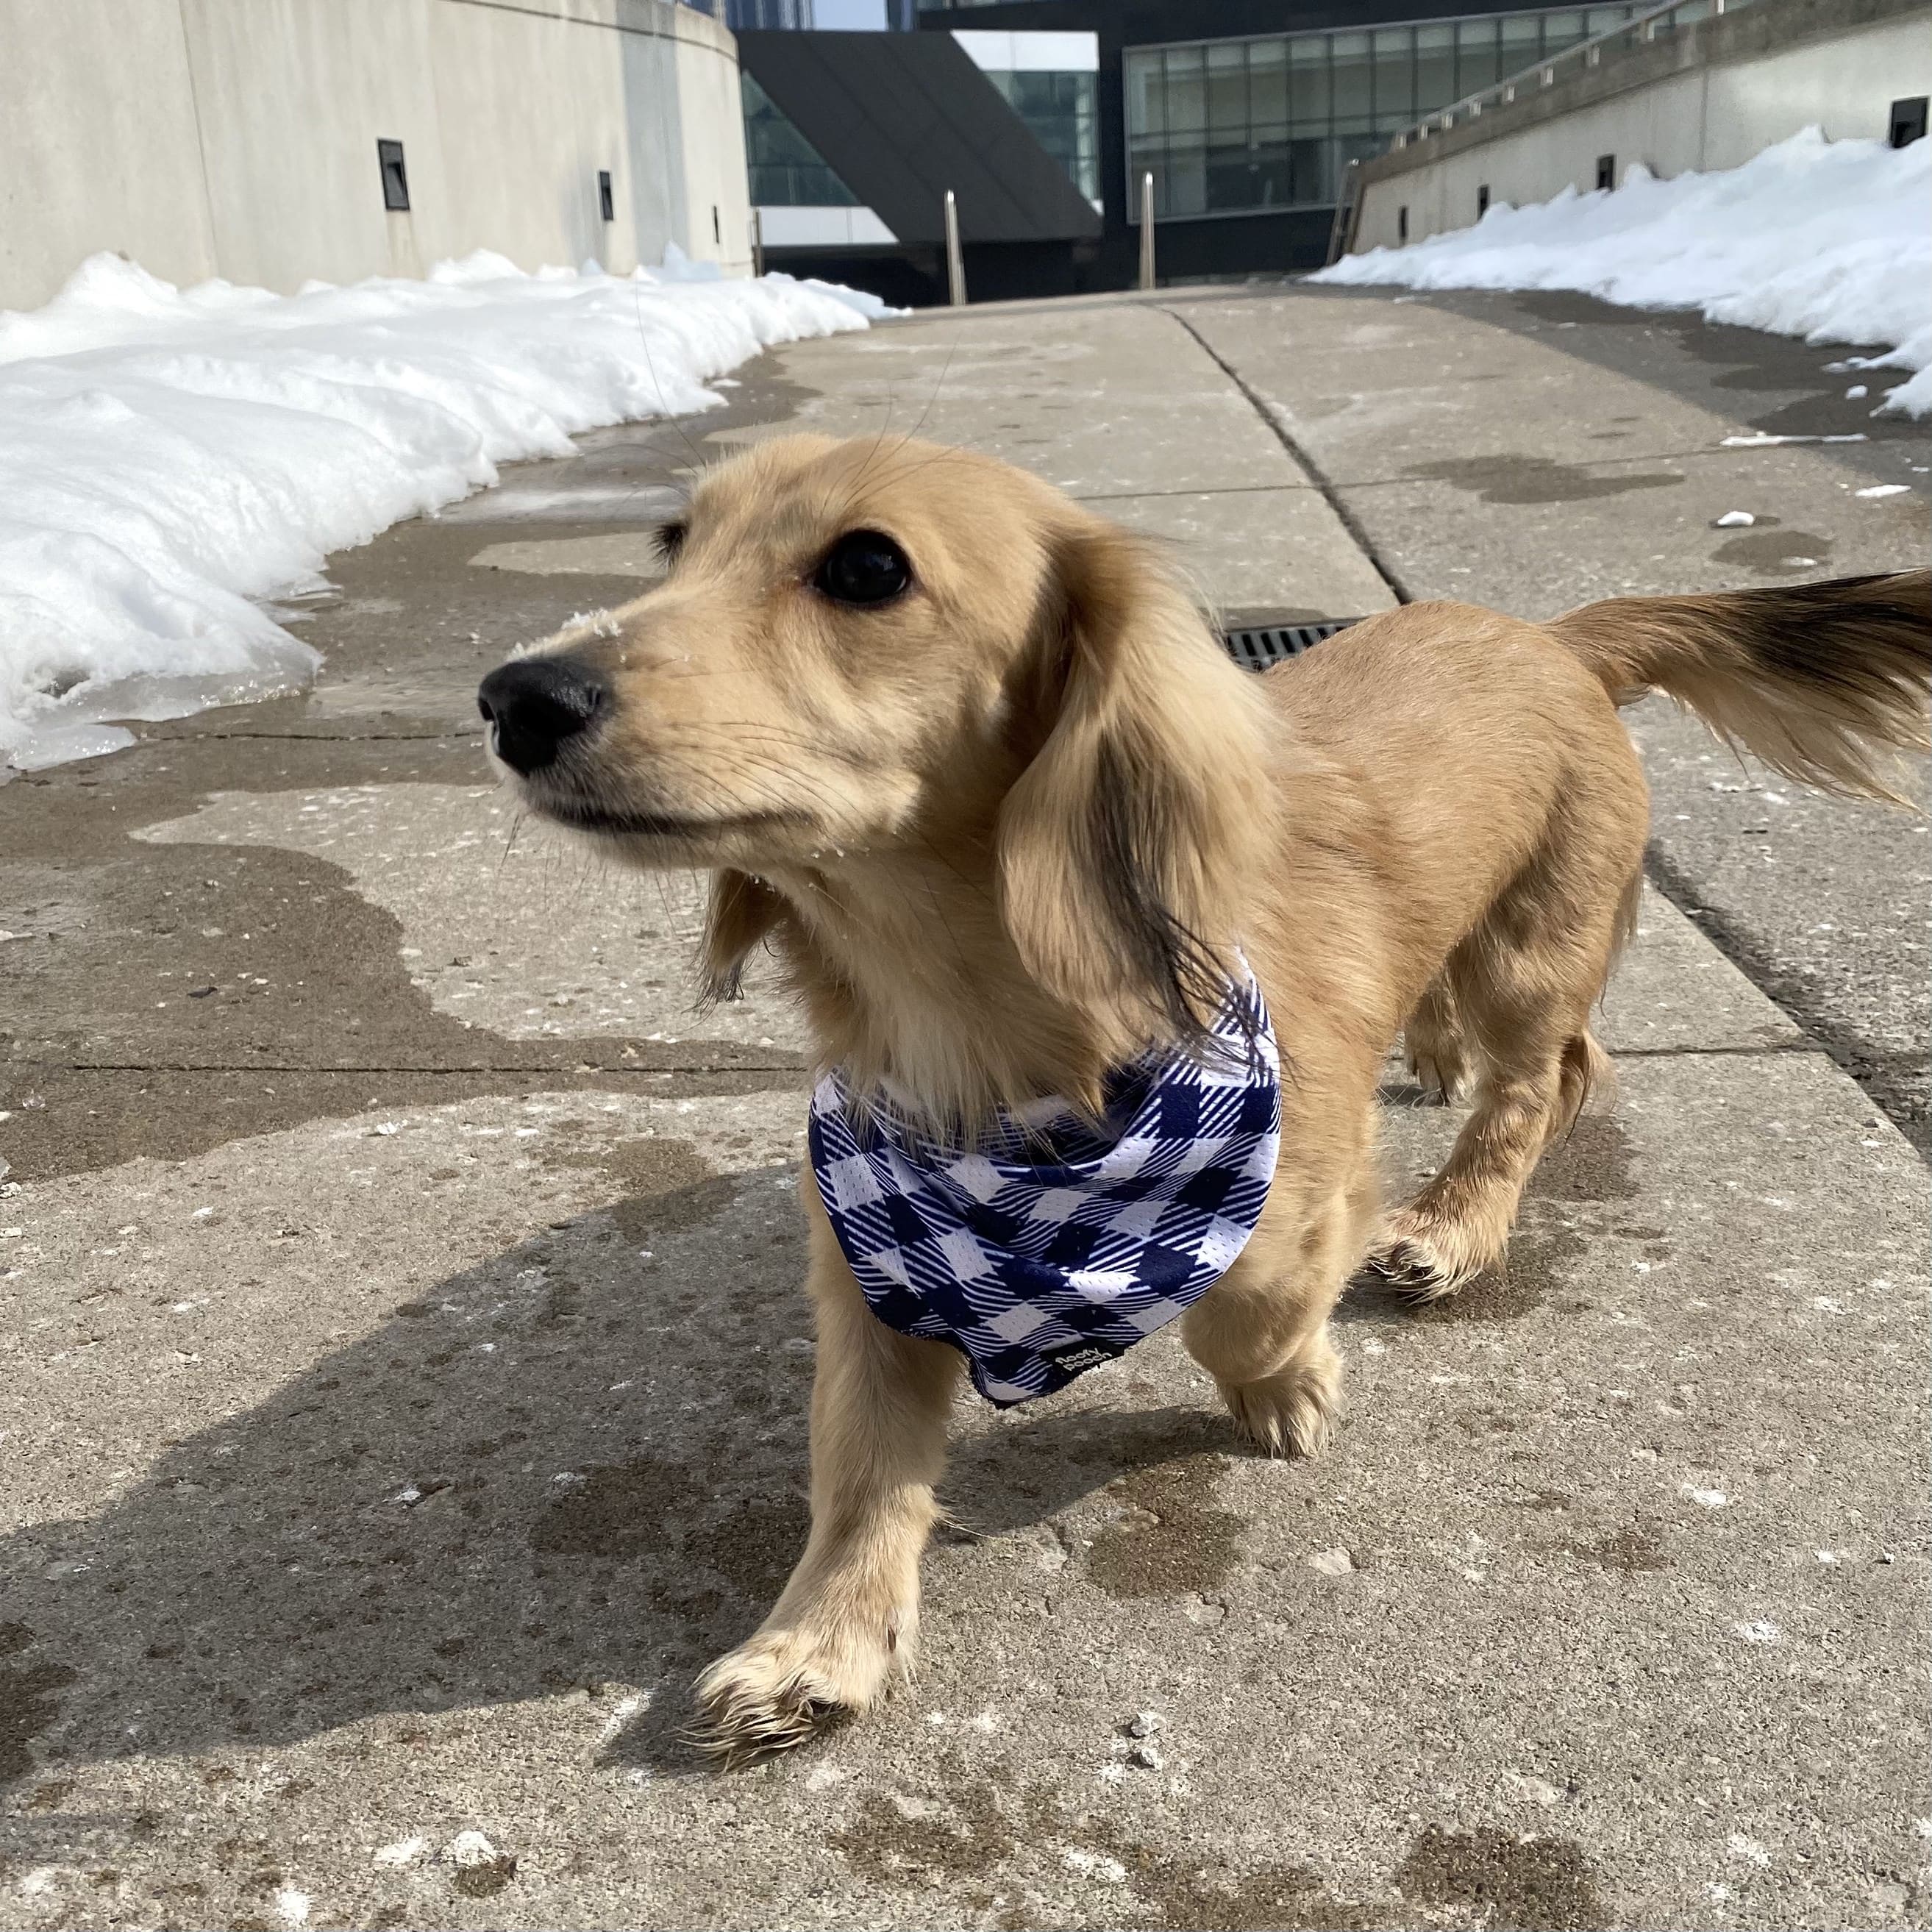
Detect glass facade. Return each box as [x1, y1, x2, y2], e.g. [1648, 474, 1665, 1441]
[983, 68, 1100, 202]
[1125, 6, 1645, 219]
[719, 0, 815, 26]
[742, 74, 857, 205]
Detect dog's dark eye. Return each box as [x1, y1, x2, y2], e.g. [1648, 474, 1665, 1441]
[814, 529, 912, 607]
[655, 521, 688, 565]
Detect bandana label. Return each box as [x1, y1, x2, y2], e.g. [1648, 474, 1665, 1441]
[808, 977, 1281, 1405]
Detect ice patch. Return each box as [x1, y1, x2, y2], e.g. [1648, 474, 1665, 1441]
[1314, 131, 1932, 418]
[0, 252, 888, 771]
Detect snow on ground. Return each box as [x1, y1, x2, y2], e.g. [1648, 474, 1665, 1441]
[1313, 129, 1931, 418]
[0, 249, 888, 773]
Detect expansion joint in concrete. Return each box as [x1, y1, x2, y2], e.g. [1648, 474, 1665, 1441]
[1156, 304, 1416, 606]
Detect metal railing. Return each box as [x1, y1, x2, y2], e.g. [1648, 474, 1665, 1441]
[1388, 0, 1744, 152]
[1323, 160, 1364, 267]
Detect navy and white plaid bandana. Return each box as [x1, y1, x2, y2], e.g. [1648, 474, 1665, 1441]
[808, 973, 1280, 1405]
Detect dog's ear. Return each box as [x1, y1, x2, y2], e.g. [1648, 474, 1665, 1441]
[700, 868, 785, 1004]
[996, 517, 1270, 1045]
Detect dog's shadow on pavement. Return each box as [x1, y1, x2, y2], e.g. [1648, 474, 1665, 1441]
[1, 1170, 1257, 1792]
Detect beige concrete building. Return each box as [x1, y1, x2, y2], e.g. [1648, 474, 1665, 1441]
[0, 0, 754, 311]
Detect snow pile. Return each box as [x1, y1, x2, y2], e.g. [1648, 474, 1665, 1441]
[0, 250, 890, 772]
[1314, 129, 1931, 417]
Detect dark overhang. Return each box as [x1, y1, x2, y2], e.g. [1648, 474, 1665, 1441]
[735, 30, 1104, 244]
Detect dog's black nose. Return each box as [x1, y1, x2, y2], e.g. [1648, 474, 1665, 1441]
[477, 656, 605, 774]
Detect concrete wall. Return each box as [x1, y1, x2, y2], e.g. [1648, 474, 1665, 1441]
[1351, 0, 1932, 252]
[0, 0, 752, 312]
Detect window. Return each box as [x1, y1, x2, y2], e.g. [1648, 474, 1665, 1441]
[1890, 96, 1928, 148]
[377, 139, 410, 213]
[1398, 204, 1409, 241]
[741, 74, 856, 206]
[1477, 183, 1490, 215]
[1595, 152, 1616, 190]
[983, 68, 1100, 202]
[598, 170, 614, 223]
[1124, 7, 1654, 219]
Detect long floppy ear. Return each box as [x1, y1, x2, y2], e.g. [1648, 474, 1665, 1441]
[996, 516, 1272, 1047]
[699, 868, 785, 1005]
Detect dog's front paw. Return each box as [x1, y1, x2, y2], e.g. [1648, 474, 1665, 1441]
[690, 1611, 910, 1766]
[1219, 1329, 1343, 1458]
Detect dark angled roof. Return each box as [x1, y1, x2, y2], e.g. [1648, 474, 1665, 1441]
[735, 31, 1104, 245]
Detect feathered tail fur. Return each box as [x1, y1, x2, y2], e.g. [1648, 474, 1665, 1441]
[1550, 570, 1931, 803]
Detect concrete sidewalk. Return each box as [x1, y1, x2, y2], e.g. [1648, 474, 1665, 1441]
[1, 292, 1927, 1932]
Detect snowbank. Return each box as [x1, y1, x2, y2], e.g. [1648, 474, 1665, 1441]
[1313, 130, 1931, 418]
[0, 250, 890, 772]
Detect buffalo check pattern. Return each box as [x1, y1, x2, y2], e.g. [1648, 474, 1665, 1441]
[809, 974, 1281, 1405]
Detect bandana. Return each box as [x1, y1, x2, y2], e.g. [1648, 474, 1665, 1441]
[808, 974, 1281, 1405]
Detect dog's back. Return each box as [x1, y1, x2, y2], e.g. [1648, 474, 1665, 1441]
[1252, 570, 1928, 1300]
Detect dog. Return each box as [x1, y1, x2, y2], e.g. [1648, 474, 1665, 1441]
[477, 432, 1929, 1762]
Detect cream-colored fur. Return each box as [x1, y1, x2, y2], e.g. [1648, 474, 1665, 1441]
[485, 433, 1931, 1762]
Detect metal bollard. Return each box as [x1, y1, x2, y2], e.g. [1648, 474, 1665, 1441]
[1138, 171, 1156, 290]
[749, 207, 763, 279]
[944, 190, 966, 306]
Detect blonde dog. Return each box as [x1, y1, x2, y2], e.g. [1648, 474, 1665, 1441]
[477, 432, 1929, 1761]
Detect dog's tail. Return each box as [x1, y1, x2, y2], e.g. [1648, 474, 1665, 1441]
[1549, 570, 1931, 803]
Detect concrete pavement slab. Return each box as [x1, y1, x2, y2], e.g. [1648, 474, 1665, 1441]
[759, 304, 1399, 619]
[132, 785, 809, 1057]
[1168, 288, 1931, 615]
[1, 1053, 1923, 1930]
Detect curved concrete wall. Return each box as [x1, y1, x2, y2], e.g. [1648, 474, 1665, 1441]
[1349, 0, 1932, 252]
[0, 0, 752, 311]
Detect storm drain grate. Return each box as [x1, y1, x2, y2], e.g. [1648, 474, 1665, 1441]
[1219, 617, 1361, 671]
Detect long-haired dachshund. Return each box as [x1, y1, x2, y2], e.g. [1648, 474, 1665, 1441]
[477, 432, 1929, 1761]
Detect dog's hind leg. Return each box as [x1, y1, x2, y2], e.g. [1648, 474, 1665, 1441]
[1368, 843, 1639, 1302]
[1404, 974, 1469, 1105]
[1182, 1147, 1379, 1457]
[691, 1194, 961, 1763]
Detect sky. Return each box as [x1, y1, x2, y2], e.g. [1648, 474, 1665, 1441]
[811, 0, 887, 26]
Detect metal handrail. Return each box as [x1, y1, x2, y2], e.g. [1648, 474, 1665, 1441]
[1389, 0, 1733, 152]
[1323, 160, 1363, 267]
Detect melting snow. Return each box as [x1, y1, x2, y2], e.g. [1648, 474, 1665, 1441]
[0, 249, 888, 771]
[1315, 130, 1931, 418]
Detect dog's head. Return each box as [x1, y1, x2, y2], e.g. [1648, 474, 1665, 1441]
[480, 433, 1271, 1046]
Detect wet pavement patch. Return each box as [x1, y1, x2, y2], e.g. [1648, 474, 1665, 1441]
[1561, 1522, 1669, 1575]
[1711, 528, 1837, 574]
[830, 1778, 1019, 1886]
[1, 1647, 79, 1784]
[541, 1131, 744, 1238]
[1084, 1453, 1244, 1600]
[1080, 1816, 1379, 1932]
[527, 1456, 707, 1561]
[1397, 1823, 1608, 1931]
[1405, 455, 1681, 505]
